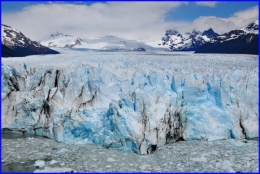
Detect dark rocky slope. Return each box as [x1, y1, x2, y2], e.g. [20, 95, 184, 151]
[2, 24, 59, 57]
[195, 20, 258, 55]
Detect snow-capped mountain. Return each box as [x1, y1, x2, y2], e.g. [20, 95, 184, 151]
[83, 35, 155, 51]
[42, 33, 162, 51]
[41, 32, 85, 48]
[240, 20, 258, 34]
[202, 28, 219, 38]
[195, 20, 258, 55]
[2, 24, 59, 57]
[158, 28, 219, 51]
[209, 20, 258, 43]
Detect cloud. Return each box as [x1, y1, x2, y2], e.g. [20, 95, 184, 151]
[176, 5, 258, 35]
[196, 2, 217, 7]
[2, 2, 187, 41]
[2, 2, 258, 42]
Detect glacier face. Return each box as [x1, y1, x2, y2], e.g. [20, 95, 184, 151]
[1, 50, 258, 154]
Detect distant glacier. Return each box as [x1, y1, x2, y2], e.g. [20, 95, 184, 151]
[2, 50, 258, 154]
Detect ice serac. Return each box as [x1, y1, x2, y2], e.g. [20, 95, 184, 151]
[1, 53, 258, 154]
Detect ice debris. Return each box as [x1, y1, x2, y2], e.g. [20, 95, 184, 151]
[34, 160, 45, 168]
[57, 148, 68, 153]
[34, 167, 73, 173]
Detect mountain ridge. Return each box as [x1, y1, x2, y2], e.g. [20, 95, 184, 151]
[158, 28, 219, 51]
[41, 32, 162, 51]
[195, 20, 258, 55]
[2, 24, 59, 57]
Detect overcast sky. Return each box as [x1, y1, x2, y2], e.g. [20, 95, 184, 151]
[2, 1, 258, 42]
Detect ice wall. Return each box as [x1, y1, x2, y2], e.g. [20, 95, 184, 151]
[2, 52, 258, 154]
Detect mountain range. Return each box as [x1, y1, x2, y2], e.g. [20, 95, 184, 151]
[195, 20, 258, 55]
[158, 28, 219, 51]
[40, 32, 154, 51]
[1, 20, 258, 57]
[41, 32, 84, 48]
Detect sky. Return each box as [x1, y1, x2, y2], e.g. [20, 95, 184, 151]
[1, 1, 259, 42]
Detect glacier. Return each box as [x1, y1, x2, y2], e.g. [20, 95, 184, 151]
[1, 50, 258, 154]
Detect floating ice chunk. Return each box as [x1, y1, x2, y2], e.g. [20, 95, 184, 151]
[228, 139, 245, 146]
[57, 148, 68, 153]
[34, 167, 73, 172]
[26, 137, 34, 140]
[107, 157, 116, 162]
[43, 142, 50, 147]
[216, 160, 235, 172]
[191, 156, 207, 162]
[252, 163, 258, 172]
[34, 160, 45, 168]
[246, 153, 258, 157]
[210, 150, 218, 155]
[49, 160, 58, 165]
